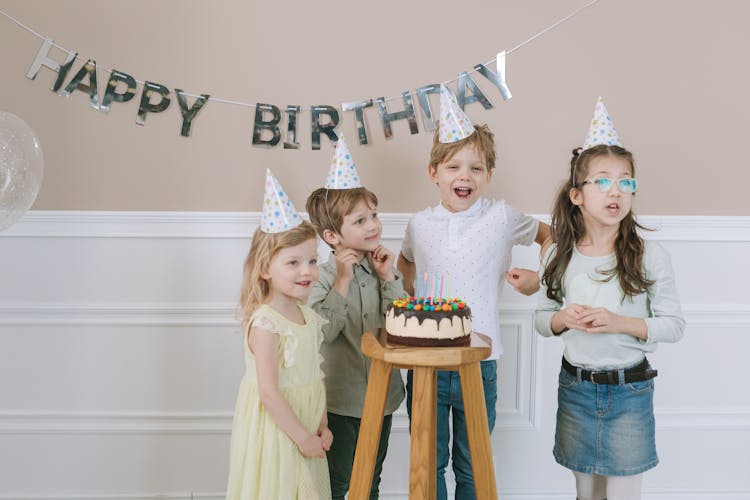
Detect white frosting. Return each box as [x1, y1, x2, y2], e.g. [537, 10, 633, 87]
[385, 308, 471, 340]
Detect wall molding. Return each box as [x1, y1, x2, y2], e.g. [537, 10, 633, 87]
[388, 318, 539, 432]
[0, 302, 239, 326]
[2, 211, 749, 241]
[0, 495, 225, 500]
[0, 411, 231, 435]
[1, 302, 747, 326]
[2, 490, 749, 500]
[3, 406, 749, 435]
[2, 211, 748, 496]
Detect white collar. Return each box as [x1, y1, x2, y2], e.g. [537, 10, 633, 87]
[433, 198, 485, 218]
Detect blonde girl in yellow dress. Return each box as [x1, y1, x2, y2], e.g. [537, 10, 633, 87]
[226, 170, 332, 500]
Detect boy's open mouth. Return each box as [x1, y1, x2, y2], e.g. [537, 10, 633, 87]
[454, 187, 473, 198]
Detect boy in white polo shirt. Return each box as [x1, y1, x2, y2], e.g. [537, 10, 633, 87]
[396, 85, 550, 500]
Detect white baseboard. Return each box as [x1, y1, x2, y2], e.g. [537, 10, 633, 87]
[0, 495, 224, 500]
[2, 490, 748, 500]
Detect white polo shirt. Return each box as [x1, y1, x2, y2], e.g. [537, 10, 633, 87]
[401, 198, 539, 359]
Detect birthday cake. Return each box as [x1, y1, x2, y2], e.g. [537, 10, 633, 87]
[385, 297, 472, 347]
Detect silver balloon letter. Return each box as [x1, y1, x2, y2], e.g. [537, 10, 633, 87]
[341, 99, 373, 145]
[284, 105, 301, 150]
[474, 51, 512, 101]
[26, 38, 78, 93]
[175, 90, 210, 137]
[136, 82, 171, 126]
[457, 71, 493, 110]
[100, 69, 137, 113]
[61, 59, 100, 109]
[310, 105, 340, 150]
[415, 84, 440, 132]
[252, 103, 281, 147]
[375, 92, 419, 140]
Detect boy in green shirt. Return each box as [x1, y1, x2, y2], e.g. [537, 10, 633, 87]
[306, 135, 405, 500]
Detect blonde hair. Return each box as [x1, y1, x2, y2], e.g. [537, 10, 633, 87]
[428, 124, 497, 172]
[237, 221, 318, 325]
[305, 187, 378, 248]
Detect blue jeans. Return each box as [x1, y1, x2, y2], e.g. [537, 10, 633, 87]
[406, 360, 498, 500]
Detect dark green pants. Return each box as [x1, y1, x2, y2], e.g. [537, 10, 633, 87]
[326, 412, 393, 500]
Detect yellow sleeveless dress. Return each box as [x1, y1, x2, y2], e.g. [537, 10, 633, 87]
[225, 304, 331, 500]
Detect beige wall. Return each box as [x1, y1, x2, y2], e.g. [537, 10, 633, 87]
[0, 0, 747, 215]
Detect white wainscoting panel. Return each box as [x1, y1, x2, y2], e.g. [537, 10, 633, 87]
[1, 211, 749, 499]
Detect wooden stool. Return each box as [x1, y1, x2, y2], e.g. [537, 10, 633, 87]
[349, 329, 497, 500]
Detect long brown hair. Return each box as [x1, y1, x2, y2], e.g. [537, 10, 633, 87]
[237, 221, 317, 325]
[542, 144, 654, 304]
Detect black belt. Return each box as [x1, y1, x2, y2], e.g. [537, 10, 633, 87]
[562, 356, 657, 384]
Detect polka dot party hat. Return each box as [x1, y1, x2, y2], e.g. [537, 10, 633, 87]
[438, 84, 476, 143]
[260, 169, 302, 234]
[324, 133, 362, 189]
[582, 97, 622, 151]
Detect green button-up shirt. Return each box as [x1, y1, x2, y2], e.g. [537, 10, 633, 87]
[308, 252, 406, 418]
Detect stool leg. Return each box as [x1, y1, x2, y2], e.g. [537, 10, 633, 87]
[458, 362, 497, 500]
[409, 366, 437, 500]
[350, 359, 393, 500]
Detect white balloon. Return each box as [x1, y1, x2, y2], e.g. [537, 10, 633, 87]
[0, 111, 44, 231]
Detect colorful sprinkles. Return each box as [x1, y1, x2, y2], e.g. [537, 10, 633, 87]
[391, 296, 466, 312]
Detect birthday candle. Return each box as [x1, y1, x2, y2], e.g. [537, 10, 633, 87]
[423, 272, 428, 300]
[415, 275, 421, 300]
[438, 275, 444, 305]
[433, 274, 439, 305]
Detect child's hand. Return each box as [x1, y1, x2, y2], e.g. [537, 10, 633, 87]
[577, 307, 649, 339]
[296, 434, 326, 458]
[370, 245, 396, 281]
[334, 248, 360, 282]
[318, 426, 333, 451]
[576, 307, 621, 333]
[555, 304, 591, 332]
[505, 268, 540, 296]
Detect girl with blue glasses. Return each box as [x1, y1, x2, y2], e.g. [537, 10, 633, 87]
[534, 98, 685, 500]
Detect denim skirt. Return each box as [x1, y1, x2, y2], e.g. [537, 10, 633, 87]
[553, 363, 658, 476]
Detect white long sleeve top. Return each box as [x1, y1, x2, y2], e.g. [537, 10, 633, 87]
[534, 240, 685, 370]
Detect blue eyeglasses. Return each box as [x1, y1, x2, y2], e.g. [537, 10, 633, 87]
[581, 177, 638, 193]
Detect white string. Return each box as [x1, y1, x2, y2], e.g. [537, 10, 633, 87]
[441, 0, 602, 87]
[1, 0, 603, 110]
[507, 0, 602, 56]
[0, 9, 47, 43]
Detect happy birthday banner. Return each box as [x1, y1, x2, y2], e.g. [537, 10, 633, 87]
[1, 1, 601, 150]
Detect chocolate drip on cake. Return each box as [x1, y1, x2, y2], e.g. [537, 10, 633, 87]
[384, 297, 472, 347]
[386, 304, 472, 329]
